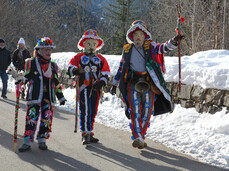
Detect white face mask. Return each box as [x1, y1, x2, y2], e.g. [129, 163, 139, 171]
[133, 30, 145, 48]
[84, 39, 98, 54]
[40, 47, 52, 60]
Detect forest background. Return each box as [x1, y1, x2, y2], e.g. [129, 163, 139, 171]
[0, 0, 228, 56]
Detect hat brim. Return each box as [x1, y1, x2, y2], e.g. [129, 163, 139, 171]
[126, 24, 152, 44]
[34, 45, 56, 49]
[78, 35, 104, 51]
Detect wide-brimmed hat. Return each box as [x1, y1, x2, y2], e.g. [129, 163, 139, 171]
[77, 29, 104, 51]
[126, 20, 152, 44]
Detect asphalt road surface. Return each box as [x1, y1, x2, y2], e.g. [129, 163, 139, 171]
[0, 90, 226, 171]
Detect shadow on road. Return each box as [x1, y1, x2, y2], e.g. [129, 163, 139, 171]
[141, 146, 224, 171]
[85, 142, 225, 171]
[53, 107, 73, 120]
[85, 143, 174, 171]
[0, 128, 99, 171]
[0, 97, 27, 113]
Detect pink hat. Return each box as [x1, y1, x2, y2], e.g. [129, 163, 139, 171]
[77, 29, 104, 51]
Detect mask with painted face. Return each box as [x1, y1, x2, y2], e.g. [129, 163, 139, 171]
[83, 39, 99, 55]
[77, 29, 104, 52]
[133, 30, 145, 48]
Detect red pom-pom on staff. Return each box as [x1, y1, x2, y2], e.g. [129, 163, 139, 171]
[180, 17, 185, 23]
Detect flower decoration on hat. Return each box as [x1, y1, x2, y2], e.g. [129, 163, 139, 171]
[34, 37, 56, 49]
[78, 29, 104, 51]
[126, 20, 152, 44]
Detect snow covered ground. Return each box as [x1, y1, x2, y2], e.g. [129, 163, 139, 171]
[2, 50, 229, 169]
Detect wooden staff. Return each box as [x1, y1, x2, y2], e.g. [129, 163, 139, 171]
[74, 75, 80, 133]
[14, 83, 20, 152]
[176, 3, 185, 91]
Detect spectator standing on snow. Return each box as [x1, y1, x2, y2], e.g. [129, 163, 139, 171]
[12, 37, 31, 99]
[0, 38, 11, 99]
[12, 37, 31, 71]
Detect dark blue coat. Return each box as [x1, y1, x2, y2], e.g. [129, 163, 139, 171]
[0, 47, 11, 71]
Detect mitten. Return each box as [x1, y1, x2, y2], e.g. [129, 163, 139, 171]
[60, 99, 67, 105]
[72, 67, 85, 76]
[15, 80, 22, 85]
[171, 35, 185, 45]
[93, 80, 105, 91]
[72, 68, 79, 76]
[110, 85, 117, 95]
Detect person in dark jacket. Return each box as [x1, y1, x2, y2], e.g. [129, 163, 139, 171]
[12, 38, 31, 71]
[111, 20, 183, 149]
[0, 38, 11, 99]
[12, 37, 31, 99]
[18, 37, 66, 152]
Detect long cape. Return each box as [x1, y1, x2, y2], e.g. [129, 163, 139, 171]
[119, 41, 172, 118]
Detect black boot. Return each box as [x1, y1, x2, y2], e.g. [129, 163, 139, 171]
[132, 138, 144, 149]
[90, 133, 99, 143]
[82, 133, 91, 145]
[18, 144, 31, 152]
[38, 142, 48, 150]
[1, 95, 7, 99]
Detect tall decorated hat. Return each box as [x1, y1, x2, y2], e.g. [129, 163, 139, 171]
[78, 29, 104, 51]
[126, 20, 152, 44]
[34, 37, 56, 49]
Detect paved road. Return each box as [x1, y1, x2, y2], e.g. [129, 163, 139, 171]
[0, 91, 226, 171]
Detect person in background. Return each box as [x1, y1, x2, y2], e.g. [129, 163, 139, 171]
[68, 29, 110, 145]
[111, 20, 184, 149]
[12, 37, 31, 99]
[18, 37, 66, 152]
[12, 37, 31, 71]
[0, 38, 11, 99]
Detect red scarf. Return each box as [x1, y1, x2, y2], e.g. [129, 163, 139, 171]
[38, 57, 52, 78]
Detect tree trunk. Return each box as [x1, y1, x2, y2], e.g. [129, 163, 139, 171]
[214, 0, 219, 49]
[82, 0, 87, 32]
[76, 0, 81, 35]
[122, 0, 126, 46]
[192, 0, 197, 53]
[222, 0, 226, 49]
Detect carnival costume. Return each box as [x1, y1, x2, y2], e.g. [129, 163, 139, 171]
[112, 20, 178, 148]
[19, 37, 66, 152]
[68, 29, 110, 145]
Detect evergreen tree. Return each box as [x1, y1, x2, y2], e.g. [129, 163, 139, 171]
[105, 0, 137, 54]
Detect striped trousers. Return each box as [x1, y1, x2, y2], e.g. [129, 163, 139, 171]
[127, 83, 155, 140]
[79, 86, 100, 133]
